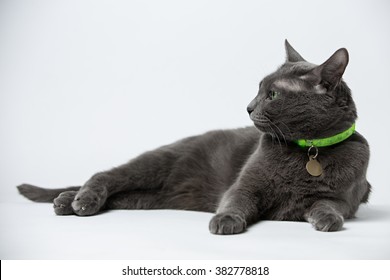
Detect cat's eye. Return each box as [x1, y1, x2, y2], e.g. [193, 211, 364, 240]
[268, 90, 280, 100]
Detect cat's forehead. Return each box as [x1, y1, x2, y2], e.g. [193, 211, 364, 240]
[263, 61, 317, 82]
[279, 61, 317, 74]
[261, 61, 318, 92]
[272, 79, 304, 92]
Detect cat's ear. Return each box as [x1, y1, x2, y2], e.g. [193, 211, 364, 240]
[302, 48, 349, 91]
[285, 40, 305, 62]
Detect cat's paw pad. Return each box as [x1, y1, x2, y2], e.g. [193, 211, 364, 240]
[53, 191, 78, 215]
[71, 189, 106, 216]
[209, 213, 247, 235]
[308, 211, 344, 232]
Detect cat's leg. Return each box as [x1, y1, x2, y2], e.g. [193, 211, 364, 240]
[304, 199, 350, 232]
[68, 149, 177, 216]
[105, 190, 165, 210]
[209, 184, 260, 235]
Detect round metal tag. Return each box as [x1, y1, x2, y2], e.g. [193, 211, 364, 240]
[306, 156, 323, 177]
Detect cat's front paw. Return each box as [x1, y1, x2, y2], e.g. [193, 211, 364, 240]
[307, 210, 344, 232]
[71, 187, 107, 216]
[209, 213, 247, 235]
[53, 191, 78, 215]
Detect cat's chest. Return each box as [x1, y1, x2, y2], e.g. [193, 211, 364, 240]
[260, 147, 344, 194]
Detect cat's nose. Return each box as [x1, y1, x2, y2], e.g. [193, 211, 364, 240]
[247, 106, 254, 115]
[247, 99, 256, 115]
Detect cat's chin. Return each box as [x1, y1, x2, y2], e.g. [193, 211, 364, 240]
[253, 123, 290, 141]
[253, 122, 270, 133]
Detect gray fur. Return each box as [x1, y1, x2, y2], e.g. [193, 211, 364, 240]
[17, 41, 371, 234]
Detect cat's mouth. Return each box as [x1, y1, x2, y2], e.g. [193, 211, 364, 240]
[250, 115, 270, 129]
[251, 115, 287, 138]
[252, 119, 274, 134]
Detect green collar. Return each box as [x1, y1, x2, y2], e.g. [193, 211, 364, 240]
[294, 123, 356, 148]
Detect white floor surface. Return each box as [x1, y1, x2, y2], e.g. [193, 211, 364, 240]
[1, 200, 389, 260]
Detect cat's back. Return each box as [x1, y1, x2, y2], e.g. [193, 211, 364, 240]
[175, 126, 261, 158]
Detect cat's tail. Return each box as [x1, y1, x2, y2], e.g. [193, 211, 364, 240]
[17, 184, 81, 203]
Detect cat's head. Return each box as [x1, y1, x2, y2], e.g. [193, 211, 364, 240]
[247, 40, 357, 141]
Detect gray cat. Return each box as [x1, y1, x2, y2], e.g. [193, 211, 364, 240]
[18, 40, 371, 234]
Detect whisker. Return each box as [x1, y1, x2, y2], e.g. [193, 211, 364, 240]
[269, 121, 287, 147]
[267, 124, 282, 149]
[277, 121, 292, 138]
[252, 115, 286, 149]
[269, 126, 276, 144]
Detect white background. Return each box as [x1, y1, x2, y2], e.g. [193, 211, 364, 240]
[2, 260, 390, 280]
[0, 0, 389, 260]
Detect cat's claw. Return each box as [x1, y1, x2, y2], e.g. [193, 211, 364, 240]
[71, 188, 107, 216]
[209, 213, 247, 235]
[308, 211, 344, 232]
